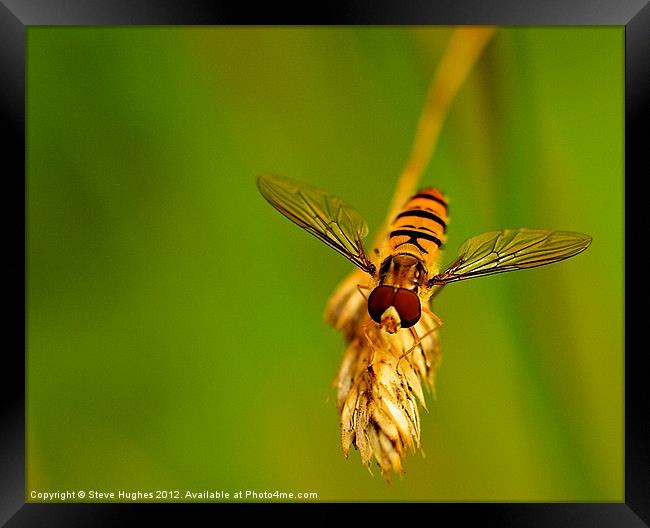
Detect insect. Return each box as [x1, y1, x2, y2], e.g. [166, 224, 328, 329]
[258, 173, 592, 476]
[257, 174, 592, 352]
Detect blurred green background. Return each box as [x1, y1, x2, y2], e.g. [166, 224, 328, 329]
[26, 27, 623, 501]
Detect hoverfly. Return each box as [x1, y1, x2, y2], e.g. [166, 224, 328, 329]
[258, 174, 592, 351]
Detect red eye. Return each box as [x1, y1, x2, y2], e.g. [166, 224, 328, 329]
[368, 286, 421, 328]
[367, 286, 396, 324]
[393, 289, 421, 328]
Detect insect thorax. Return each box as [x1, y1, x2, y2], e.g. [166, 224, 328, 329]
[378, 253, 427, 291]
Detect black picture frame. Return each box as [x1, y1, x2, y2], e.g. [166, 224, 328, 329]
[2, 0, 646, 524]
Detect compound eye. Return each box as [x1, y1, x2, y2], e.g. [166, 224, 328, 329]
[367, 286, 396, 324]
[393, 289, 421, 328]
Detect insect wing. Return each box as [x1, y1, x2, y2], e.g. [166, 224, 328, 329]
[431, 228, 591, 285]
[258, 174, 375, 275]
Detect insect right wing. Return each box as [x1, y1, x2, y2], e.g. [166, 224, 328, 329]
[258, 174, 376, 276]
[429, 228, 592, 286]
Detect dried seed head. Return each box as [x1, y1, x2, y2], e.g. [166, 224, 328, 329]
[326, 272, 441, 478]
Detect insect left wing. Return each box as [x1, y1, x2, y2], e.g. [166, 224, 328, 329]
[258, 174, 376, 275]
[429, 228, 591, 286]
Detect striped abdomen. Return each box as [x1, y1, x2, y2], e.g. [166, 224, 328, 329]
[389, 188, 448, 268]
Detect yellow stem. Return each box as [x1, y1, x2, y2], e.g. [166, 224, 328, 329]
[374, 27, 496, 248]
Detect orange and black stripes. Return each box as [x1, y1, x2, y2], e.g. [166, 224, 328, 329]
[389, 188, 448, 265]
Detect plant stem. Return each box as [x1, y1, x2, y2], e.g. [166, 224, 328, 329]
[374, 27, 496, 248]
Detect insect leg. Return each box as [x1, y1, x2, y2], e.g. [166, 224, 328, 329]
[361, 319, 379, 367]
[396, 318, 442, 373]
[421, 305, 444, 329]
[356, 284, 371, 301]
